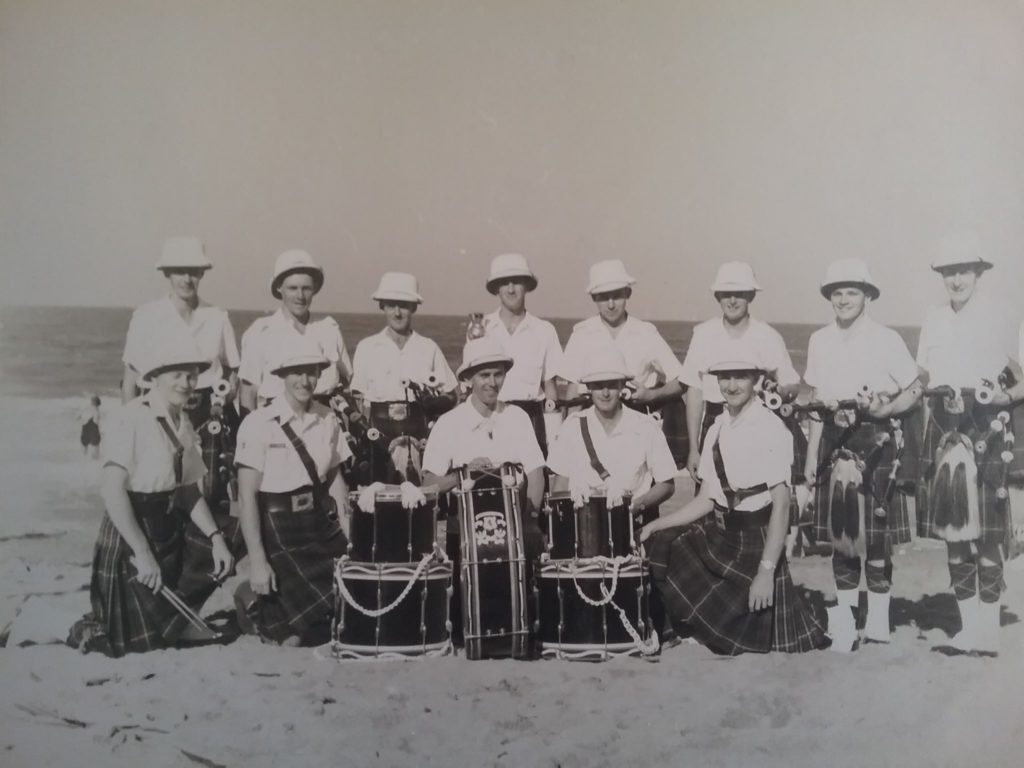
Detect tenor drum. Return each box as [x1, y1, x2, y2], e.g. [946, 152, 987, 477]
[538, 556, 655, 661]
[332, 558, 453, 660]
[456, 464, 531, 660]
[545, 492, 636, 559]
[348, 486, 438, 563]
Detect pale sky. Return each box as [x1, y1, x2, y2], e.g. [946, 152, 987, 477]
[2, 0, 1022, 325]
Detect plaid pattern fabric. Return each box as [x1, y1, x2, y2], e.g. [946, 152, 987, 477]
[916, 396, 1017, 547]
[82, 493, 210, 657]
[178, 511, 244, 606]
[250, 501, 349, 644]
[811, 419, 913, 548]
[648, 513, 827, 655]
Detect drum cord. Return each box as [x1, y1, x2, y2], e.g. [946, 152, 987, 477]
[568, 556, 661, 657]
[334, 549, 449, 619]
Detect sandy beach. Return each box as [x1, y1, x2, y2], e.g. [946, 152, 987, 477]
[1, 394, 1022, 768]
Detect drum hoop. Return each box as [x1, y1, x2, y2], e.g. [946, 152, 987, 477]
[336, 562, 453, 581]
[329, 640, 452, 660]
[541, 559, 644, 578]
[349, 489, 438, 504]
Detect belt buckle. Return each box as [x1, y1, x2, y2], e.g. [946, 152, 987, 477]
[292, 491, 315, 513]
[388, 403, 409, 421]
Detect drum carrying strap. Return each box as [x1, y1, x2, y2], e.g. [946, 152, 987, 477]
[154, 415, 184, 485]
[711, 436, 767, 511]
[579, 417, 610, 481]
[279, 421, 325, 496]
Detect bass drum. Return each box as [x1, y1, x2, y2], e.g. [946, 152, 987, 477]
[456, 464, 532, 660]
[348, 486, 437, 563]
[332, 558, 452, 660]
[544, 491, 636, 560]
[538, 556, 656, 661]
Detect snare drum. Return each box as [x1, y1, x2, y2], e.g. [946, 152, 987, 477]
[544, 492, 636, 559]
[332, 558, 452, 660]
[538, 556, 654, 661]
[348, 486, 438, 563]
[456, 464, 531, 660]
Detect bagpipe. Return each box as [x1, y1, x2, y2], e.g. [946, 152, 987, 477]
[544, 382, 654, 417]
[195, 378, 238, 509]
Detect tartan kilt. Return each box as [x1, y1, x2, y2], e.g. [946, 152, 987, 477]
[178, 511, 245, 607]
[251, 494, 349, 644]
[915, 395, 1019, 547]
[81, 492, 213, 657]
[647, 512, 827, 655]
[811, 419, 913, 549]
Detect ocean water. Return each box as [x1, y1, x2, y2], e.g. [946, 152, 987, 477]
[0, 305, 920, 400]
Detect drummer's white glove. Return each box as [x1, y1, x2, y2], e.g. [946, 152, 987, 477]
[400, 481, 427, 510]
[357, 482, 386, 514]
[604, 477, 628, 510]
[569, 476, 592, 509]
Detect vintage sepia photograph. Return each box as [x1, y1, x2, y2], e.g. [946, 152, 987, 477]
[1, 1, 1023, 766]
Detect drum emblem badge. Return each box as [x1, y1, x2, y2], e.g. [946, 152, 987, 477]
[388, 403, 409, 421]
[474, 511, 508, 546]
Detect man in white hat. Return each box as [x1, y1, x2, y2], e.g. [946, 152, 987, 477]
[680, 262, 800, 480]
[233, 336, 353, 646]
[559, 260, 685, 456]
[238, 250, 352, 413]
[801, 259, 921, 651]
[640, 355, 828, 655]
[422, 336, 545, 511]
[350, 272, 458, 481]
[914, 234, 1022, 657]
[71, 330, 235, 656]
[547, 346, 676, 525]
[122, 237, 240, 413]
[479, 254, 564, 451]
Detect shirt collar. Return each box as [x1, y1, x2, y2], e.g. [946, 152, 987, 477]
[722, 396, 763, 428]
[375, 328, 420, 348]
[461, 398, 504, 427]
[142, 391, 183, 430]
[270, 395, 318, 427]
[584, 406, 644, 437]
[833, 311, 871, 339]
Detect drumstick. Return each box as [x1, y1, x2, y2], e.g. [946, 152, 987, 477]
[159, 586, 219, 636]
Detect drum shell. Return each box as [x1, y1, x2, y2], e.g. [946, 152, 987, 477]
[539, 557, 650, 659]
[348, 494, 437, 563]
[458, 470, 530, 660]
[545, 493, 636, 559]
[333, 560, 452, 657]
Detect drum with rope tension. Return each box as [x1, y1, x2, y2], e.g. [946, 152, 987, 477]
[538, 555, 657, 661]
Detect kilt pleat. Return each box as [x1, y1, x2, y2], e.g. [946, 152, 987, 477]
[251, 505, 349, 644]
[648, 517, 826, 655]
[83, 498, 203, 657]
[811, 419, 912, 549]
[915, 396, 1017, 547]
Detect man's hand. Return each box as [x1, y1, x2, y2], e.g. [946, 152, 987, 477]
[686, 450, 700, 482]
[210, 537, 235, 582]
[132, 549, 163, 593]
[249, 557, 277, 596]
[748, 570, 774, 612]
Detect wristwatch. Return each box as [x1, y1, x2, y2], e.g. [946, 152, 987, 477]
[759, 559, 775, 573]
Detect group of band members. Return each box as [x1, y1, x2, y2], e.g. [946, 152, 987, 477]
[71, 234, 1024, 659]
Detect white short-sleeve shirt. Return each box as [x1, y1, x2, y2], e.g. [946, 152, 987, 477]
[546, 407, 678, 497]
[123, 297, 240, 390]
[916, 295, 1018, 388]
[239, 309, 352, 402]
[482, 311, 563, 401]
[680, 316, 800, 402]
[234, 398, 352, 493]
[558, 315, 684, 388]
[103, 396, 206, 493]
[422, 400, 545, 476]
[350, 329, 457, 402]
[697, 399, 792, 511]
[803, 315, 919, 400]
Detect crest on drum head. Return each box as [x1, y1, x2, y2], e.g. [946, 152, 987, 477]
[473, 511, 508, 547]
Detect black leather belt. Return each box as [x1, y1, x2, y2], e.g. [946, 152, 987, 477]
[712, 502, 772, 531]
[258, 486, 322, 514]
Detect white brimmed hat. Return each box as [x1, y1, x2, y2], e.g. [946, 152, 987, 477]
[138, 332, 211, 381]
[486, 253, 538, 294]
[708, 357, 764, 376]
[580, 346, 633, 384]
[271, 250, 324, 299]
[156, 237, 212, 271]
[457, 336, 513, 380]
[269, 336, 330, 376]
[820, 259, 880, 300]
[586, 260, 636, 295]
[711, 262, 760, 293]
[931, 231, 993, 273]
[372, 272, 423, 304]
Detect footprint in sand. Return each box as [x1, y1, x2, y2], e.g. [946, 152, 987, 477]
[720, 692, 797, 729]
